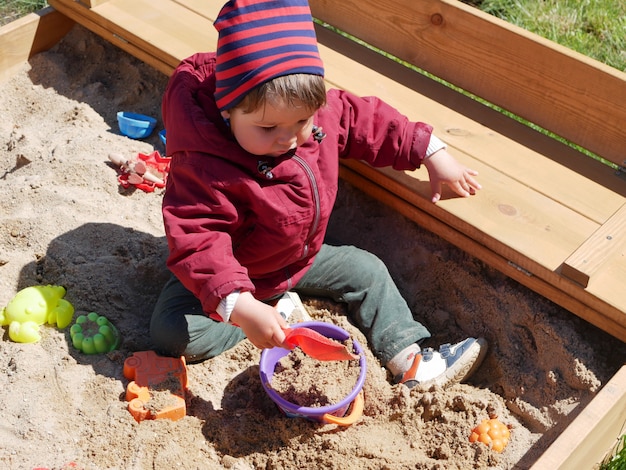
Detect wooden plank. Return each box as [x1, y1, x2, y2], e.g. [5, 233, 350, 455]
[530, 365, 626, 470]
[171, 0, 215, 20]
[314, 25, 626, 224]
[562, 204, 626, 287]
[0, 7, 74, 84]
[49, 0, 173, 75]
[83, 0, 111, 7]
[586, 247, 626, 312]
[343, 161, 626, 319]
[92, 0, 214, 64]
[309, 0, 626, 168]
[48, 0, 214, 75]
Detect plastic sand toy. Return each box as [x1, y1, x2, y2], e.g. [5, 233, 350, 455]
[123, 350, 188, 422]
[260, 321, 366, 426]
[469, 418, 511, 452]
[282, 326, 359, 361]
[109, 151, 171, 192]
[0, 285, 74, 343]
[70, 312, 121, 354]
[116, 111, 156, 139]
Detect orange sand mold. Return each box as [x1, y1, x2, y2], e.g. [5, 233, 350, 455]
[123, 350, 188, 422]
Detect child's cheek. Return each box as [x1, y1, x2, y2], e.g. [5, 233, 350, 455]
[297, 125, 314, 146]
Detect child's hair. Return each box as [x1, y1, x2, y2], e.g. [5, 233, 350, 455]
[234, 74, 327, 114]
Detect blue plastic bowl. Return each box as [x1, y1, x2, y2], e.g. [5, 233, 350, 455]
[117, 112, 157, 139]
[159, 129, 167, 146]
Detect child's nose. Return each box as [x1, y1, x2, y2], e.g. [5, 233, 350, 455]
[276, 130, 297, 146]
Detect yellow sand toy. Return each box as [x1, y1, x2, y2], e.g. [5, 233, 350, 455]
[0, 285, 74, 343]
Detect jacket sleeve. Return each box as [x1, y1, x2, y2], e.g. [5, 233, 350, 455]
[162, 153, 256, 314]
[322, 88, 433, 170]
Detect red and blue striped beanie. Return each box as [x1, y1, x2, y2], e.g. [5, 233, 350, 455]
[214, 0, 325, 111]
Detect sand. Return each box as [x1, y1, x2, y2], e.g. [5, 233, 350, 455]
[270, 340, 361, 407]
[1, 25, 625, 470]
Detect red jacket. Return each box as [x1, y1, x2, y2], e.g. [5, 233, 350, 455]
[162, 52, 433, 314]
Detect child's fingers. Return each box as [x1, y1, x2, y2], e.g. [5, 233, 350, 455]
[450, 181, 471, 198]
[429, 169, 480, 203]
[429, 179, 442, 203]
[272, 326, 287, 347]
[465, 172, 482, 191]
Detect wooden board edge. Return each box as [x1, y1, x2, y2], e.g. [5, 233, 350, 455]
[83, 0, 112, 6]
[48, 0, 174, 76]
[340, 159, 626, 322]
[0, 6, 74, 84]
[562, 203, 626, 287]
[529, 364, 626, 469]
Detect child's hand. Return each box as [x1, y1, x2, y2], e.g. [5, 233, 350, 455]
[423, 149, 482, 203]
[230, 292, 289, 349]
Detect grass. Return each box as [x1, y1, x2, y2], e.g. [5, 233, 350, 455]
[0, 0, 48, 27]
[462, 0, 626, 71]
[599, 431, 626, 470]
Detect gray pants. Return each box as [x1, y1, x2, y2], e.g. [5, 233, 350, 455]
[150, 244, 430, 364]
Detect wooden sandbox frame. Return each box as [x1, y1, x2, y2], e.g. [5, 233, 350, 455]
[2, 2, 625, 468]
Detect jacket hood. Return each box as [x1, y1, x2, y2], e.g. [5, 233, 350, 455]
[162, 53, 243, 159]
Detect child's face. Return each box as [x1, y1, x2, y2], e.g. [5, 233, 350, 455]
[222, 99, 316, 157]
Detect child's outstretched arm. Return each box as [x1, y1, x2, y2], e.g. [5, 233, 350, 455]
[230, 292, 289, 350]
[422, 148, 482, 203]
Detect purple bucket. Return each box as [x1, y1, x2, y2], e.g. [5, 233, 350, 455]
[260, 321, 366, 425]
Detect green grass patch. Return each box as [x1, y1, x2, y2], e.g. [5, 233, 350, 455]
[0, 0, 49, 26]
[462, 0, 625, 71]
[599, 431, 626, 469]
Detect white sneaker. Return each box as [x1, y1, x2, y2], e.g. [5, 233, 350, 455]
[395, 338, 488, 389]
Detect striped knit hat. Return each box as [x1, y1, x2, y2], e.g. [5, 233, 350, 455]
[214, 0, 325, 111]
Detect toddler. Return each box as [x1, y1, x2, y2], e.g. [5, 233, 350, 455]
[150, 0, 487, 389]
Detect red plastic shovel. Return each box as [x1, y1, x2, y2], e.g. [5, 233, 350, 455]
[282, 327, 359, 361]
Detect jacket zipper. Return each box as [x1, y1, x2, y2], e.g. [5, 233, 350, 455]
[292, 154, 321, 260]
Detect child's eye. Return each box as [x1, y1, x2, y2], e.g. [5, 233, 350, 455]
[260, 126, 276, 133]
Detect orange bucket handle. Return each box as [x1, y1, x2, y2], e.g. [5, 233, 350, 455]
[322, 391, 364, 426]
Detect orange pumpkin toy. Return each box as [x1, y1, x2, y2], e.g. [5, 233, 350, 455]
[469, 418, 511, 453]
